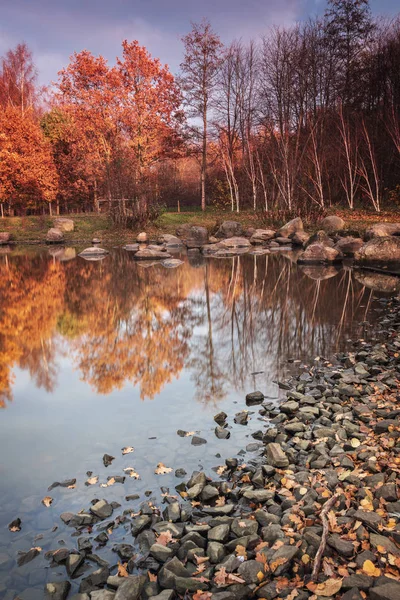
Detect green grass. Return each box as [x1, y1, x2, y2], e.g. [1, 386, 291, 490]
[1, 207, 399, 245]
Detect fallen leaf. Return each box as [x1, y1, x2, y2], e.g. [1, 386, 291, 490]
[123, 467, 140, 479]
[148, 572, 157, 582]
[362, 560, 381, 577]
[122, 446, 134, 455]
[256, 552, 268, 567]
[215, 496, 226, 506]
[118, 562, 129, 577]
[85, 476, 98, 486]
[301, 554, 310, 564]
[216, 465, 227, 475]
[193, 592, 212, 600]
[194, 554, 209, 566]
[270, 557, 287, 572]
[351, 438, 361, 448]
[100, 477, 115, 488]
[157, 531, 175, 546]
[236, 545, 247, 559]
[185, 431, 196, 436]
[307, 578, 342, 596]
[154, 463, 173, 475]
[194, 563, 206, 575]
[42, 496, 53, 507]
[257, 570, 265, 582]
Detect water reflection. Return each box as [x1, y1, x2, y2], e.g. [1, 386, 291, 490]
[0, 249, 391, 408]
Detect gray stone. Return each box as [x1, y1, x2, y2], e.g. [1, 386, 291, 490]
[238, 559, 265, 584]
[242, 489, 274, 503]
[150, 543, 174, 562]
[219, 236, 251, 249]
[298, 243, 342, 264]
[328, 533, 354, 557]
[215, 221, 243, 239]
[278, 217, 303, 238]
[90, 500, 113, 519]
[265, 443, 289, 468]
[334, 236, 364, 256]
[369, 582, 400, 600]
[250, 229, 276, 244]
[355, 236, 400, 263]
[114, 576, 146, 600]
[44, 582, 71, 600]
[208, 524, 230, 543]
[46, 228, 64, 243]
[53, 218, 74, 232]
[269, 545, 299, 575]
[365, 222, 400, 239]
[246, 391, 265, 405]
[321, 215, 345, 233]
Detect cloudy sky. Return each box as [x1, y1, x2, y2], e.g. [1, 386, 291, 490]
[0, 0, 398, 84]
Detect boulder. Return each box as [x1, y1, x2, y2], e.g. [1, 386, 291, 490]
[123, 244, 139, 252]
[265, 443, 289, 468]
[182, 226, 208, 248]
[321, 215, 345, 233]
[277, 217, 303, 238]
[78, 247, 109, 258]
[305, 230, 334, 248]
[158, 234, 183, 247]
[53, 218, 74, 232]
[46, 228, 64, 243]
[215, 220, 243, 239]
[44, 582, 71, 600]
[298, 243, 342, 264]
[201, 243, 222, 255]
[250, 229, 276, 244]
[134, 248, 172, 260]
[136, 232, 148, 242]
[365, 222, 400, 240]
[218, 237, 251, 249]
[334, 236, 364, 256]
[0, 232, 12, 244]
[291, 231, 310, 246]
[355, 236, 400, 263]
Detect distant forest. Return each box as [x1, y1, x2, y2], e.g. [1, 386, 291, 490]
[0, 0, 399, 222]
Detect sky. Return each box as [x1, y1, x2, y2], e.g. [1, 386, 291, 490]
[0, 0, 398, 85]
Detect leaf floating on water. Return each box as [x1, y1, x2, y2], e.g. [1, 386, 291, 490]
[8, 518, 21, 532]
[154, 463, 172, 475]
[216, 465, 227, 476]
[85, 476, 98, 486]
[117, 562, 129, 577]
[184, 431, 196, 437]
[123, 467, 140, 479]
[42, 496, 53, 507]
[100, 477, 116, 488]
[122, 446, 134, 455]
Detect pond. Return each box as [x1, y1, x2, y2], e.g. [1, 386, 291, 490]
[0, 247, 396, 597]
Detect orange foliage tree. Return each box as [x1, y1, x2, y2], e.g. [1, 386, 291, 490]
[56, 41, 182, 217]
[0, 106, 58, 215]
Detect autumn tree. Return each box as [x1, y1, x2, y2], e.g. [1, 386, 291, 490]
[0, 42, 38, 113]
[179, 19, 224, 211]
[0, 106, 58, 215]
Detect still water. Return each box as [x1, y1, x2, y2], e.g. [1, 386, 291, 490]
[0, 247, 395, 597]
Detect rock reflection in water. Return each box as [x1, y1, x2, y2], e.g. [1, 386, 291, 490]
[0, 250, 392, 408]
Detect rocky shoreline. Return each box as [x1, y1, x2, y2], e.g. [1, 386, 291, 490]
[8, 295, 400, 600]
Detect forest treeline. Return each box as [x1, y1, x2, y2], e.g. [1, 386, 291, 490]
[0, 0, 399, 221]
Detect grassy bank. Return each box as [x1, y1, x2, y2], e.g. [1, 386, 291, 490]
[1, 207, 400, 245]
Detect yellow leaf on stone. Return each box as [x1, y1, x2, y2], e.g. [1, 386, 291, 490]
[257, 571, 265, 582]
[351, 438, 360, 448]
[299, 487, 308, 495]
[362, 560, 381, 577]
[302, 554, 310, 564]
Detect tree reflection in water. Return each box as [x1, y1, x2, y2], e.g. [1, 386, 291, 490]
[0, 249, 388, 407]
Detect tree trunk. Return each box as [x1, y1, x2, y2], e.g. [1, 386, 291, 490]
[201, 109, 207, 211]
